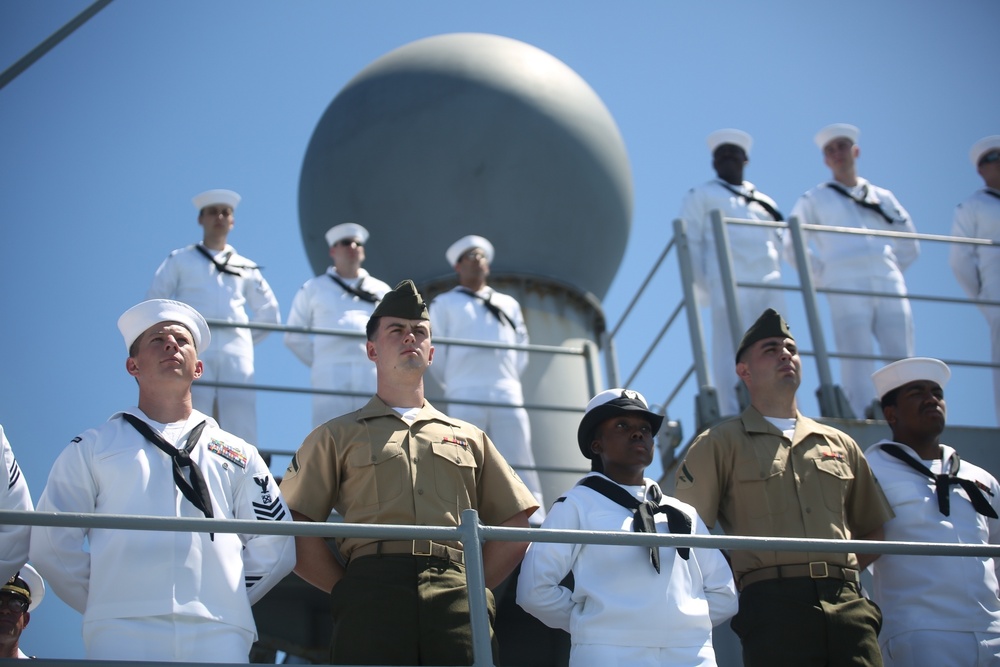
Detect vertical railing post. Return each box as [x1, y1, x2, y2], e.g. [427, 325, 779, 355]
[711, 210, 750, 410]
[673, 218, 720, 433]
[710, 210, 745, 356]
[602, 332, 621, 389]
[460, 509, 495, 667]
[786, 216, 853, 418]
[582, 339, 602, 398]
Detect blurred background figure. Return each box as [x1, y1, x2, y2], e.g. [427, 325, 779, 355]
[678, 129, 786, 416]
[950, 135, 1000, 426]
[148, 189, 281, 444]
[789, 124, 919, 419]
[430, 235, 546, 523]
[0, 425, 32, 583]
[285, 222, 391, 427]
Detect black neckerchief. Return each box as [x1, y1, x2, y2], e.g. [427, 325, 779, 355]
[824, 182, 902, 225]
[329, 273, 380, 304]
[983, 189, 1000, 202]
[194, 245, 245, 276]
[457, 288, 516, 329]
[577, 475, 692, 571]
[717, 181, 784, 222]
[881, 444, 997, 519]
[122, 413, 216, 538]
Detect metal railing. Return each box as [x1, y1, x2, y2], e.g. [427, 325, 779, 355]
[6, 507, 1000, 666]
[200, 320, 593, 415]
[195, 320, 596, 475]
[605, 210, 1000, 438]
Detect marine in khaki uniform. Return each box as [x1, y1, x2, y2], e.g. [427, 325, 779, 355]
[674, 308, 893, 667]
[281, 280, 538, 666]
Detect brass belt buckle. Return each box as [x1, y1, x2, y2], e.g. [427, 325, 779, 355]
[809, 561, 829, 578]
[412, 540, 433, 557]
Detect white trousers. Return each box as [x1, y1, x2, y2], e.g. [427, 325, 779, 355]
[824, 269, 913, 418]
[985, 305, 1000, 426]
[84, 615, 254, 663]
[309, 359, 376, 427]
[570, 642, 717, 667]
[883, 629, 1000, 666]
[446, 390, 546, 524]
[193, 344, 257, 444]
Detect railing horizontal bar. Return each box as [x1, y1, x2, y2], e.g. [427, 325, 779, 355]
[189, 379, 588, 414]
[8, 510, 997, 558]
[726, 216, 998, 247]
[204, 319, 584, 355]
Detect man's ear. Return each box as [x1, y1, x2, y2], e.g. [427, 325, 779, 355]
[735, 360, 750, 382]
[126, 357, 140, 377]
[193, 359, 204, 379]
[366, 340, 377, 362]
[883, 404, 896, 427]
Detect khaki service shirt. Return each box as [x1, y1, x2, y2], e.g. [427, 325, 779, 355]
[280, 396, 538, 560]
[674, 406, 892, 580]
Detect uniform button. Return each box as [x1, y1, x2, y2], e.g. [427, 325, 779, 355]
[805, 507, 811, 513]
[455, 457, 461, 463]
[413, 457, 418, 463]
[370, 456, 377, 463]
[417, 489, 424, 495]
[760, 472, 766, 479]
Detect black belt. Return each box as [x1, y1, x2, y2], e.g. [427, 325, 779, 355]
[349, 540, 464, 565]
[739, 562, 860, 590]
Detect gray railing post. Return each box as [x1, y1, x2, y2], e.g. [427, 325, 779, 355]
[785, 215, 853, 418]
[710, 210, 745, 357]
[459, 509, 495, 667]
[602, 331, 621, 389]
[673, 218, 720, 432]
[711, 210, 751, 410]
[582, 339, 602, 398]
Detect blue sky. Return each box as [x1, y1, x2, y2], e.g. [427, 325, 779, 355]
[2, 0, 998, 658]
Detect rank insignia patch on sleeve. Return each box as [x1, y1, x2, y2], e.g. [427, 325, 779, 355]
[252, 475, 286, 521]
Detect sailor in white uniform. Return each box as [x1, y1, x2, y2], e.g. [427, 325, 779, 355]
[30, 299, 295, 663]
[0, 564, 45, 660]
[148, 189, 280, 445]
[789, 124, 919, 418]
[678, 129, 786, 415]
[950, 135, 1000, 426]
[518, 389, 737, 666]
[0, 425, 32, 583]
[284, 223, 391, 427]
[865, 357, 1000, 666]
[429, 235, 545, 523]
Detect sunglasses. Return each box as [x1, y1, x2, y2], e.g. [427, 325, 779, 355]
[980, 151, 1000, 166]
[200, 206, 233, 217]
[335, 239, 364, 248]
[0, 596, 28, 613]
